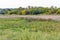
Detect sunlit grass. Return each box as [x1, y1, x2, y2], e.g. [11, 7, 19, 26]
[0, 18, 60, 40]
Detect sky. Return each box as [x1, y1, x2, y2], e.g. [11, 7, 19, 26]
[0, 0, 60, 8]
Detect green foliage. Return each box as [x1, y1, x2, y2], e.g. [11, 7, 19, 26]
[21, 10, 27, 15]
[7, 9, 17, 15]
[4, 6, 60, 15]
[29, 8, 40, 15]
[56, 9, 60, 14]
[17, 7, 22, 15]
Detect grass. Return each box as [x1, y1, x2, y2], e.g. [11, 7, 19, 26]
[0, 18, 60, 40]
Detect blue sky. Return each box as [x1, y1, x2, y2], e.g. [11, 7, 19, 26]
[0, 0, 60, 8]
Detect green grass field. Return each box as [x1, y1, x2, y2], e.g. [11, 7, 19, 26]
[0, 18, 60, 40]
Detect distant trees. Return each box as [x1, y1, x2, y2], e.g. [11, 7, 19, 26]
[21, 10, 27, 15]
[48, 6, 56, 14]
[56, 9, 60, 14]
[7, 9, 17, 15]
[1, 6, 60, 15]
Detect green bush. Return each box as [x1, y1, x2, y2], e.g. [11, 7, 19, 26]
[56, 9, 60, 14]
[21, 10, 26, 15]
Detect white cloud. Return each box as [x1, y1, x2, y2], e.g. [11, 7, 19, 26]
[0, 0, 60, 8]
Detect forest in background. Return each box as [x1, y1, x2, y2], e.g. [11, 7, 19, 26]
[0, 6, 60, 15]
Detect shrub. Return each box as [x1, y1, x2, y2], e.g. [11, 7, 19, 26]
[7, 10, 17, 15]
[56, 9, 60, 14]
[21, 10, 27, 15]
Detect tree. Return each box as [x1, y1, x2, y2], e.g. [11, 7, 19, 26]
[21, 10, 27, 15]
[7, 10, 17, 15]
[48, 6, 57, 14]
[56, 9, 60, 14]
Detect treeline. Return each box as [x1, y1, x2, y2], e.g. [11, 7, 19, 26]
[1, 6, 60, 15]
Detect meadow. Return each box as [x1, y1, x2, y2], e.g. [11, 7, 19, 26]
[0, 18, 60, 40]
